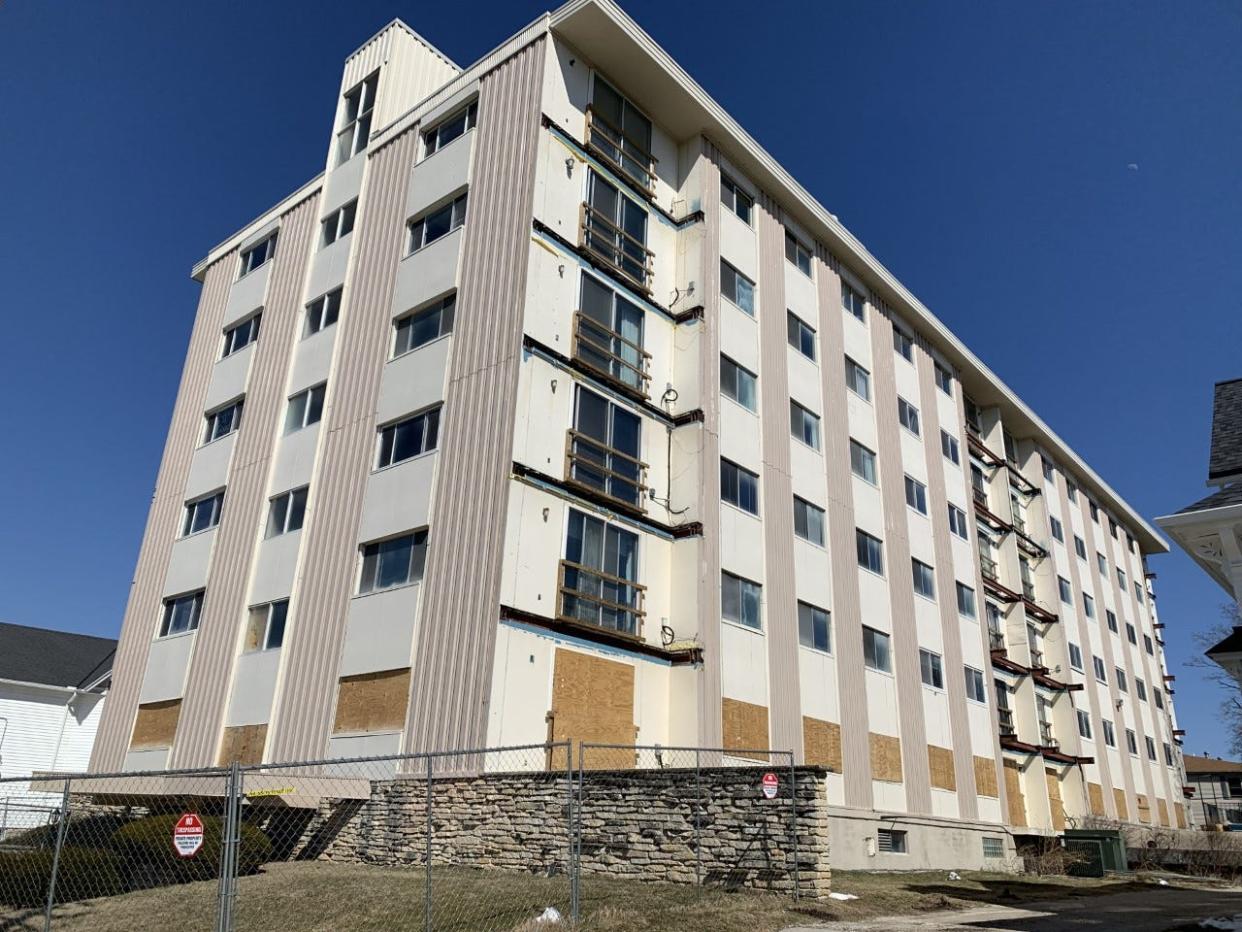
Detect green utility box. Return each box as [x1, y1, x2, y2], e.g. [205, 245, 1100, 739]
[1063, 829, 1129, 876]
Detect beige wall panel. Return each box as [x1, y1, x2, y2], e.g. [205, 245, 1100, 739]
[550, 648, 637, 769]
[218, 724, 268, 766]
[928, 745, 957, 792]
[722, 698, 770, 762]
[869, 733, 903, 783]
[803, 717, 842, 773]
[332, 668, 412, 734]
[130, 699, 183, 751]
[973, 756, 998, 798]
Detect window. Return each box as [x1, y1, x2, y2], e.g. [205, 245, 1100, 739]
[1067, 481, 1078, 503]
[1097, 552, 1108, 576]
[204, 399, 244, 443]
[904, 476, 928, 514]
[569, 387, 643, 506]
[1058, 576, 1072, 604]
[856, 529, 884, 575]
[337, 72, 377, 162]
[935, 362, 953, 394]
[1164, 742, 1174, 766]
[1136, 678, 1147, 701]
[1106, 609, 1118, 633]
[359, 531, 428, 594]
[305, 288, 342, 336]
[1230, 777, 1242, 799]
[589, 76, 653, 189]
[408, 193, 468, 253]
[321, 200, 356, 247]
[1144, 633, 1154, 655]
[1126, 728, 1138, 756]
[956, 582, 977, 619]
[1135, 581, 1145, 603]
[964, 666, 987, 703]
[1154, 688, 1164, 710]
[1090, 501, 1100, 523]
[577, 275, 645, 391]
[377, 407, 441, 468]
[285, 384, 326, 433]
[912, 559, 936, 599]
[1102, 719, 1116, 747]
[159, 590, 204, 638]
[265, 487, 308, 538]
[941, 430, 960, 465]
[1050, 517, 1064, 542]
[841, 281, 866, 321]
[892, 326, 914, 362]
[240, 235, 276, 277]
[948, 504, 969, 540]
[720, 175, 753, 224]
[182, 491, 223, 536]
[1068, 642, 1083, 671]
[850, 440, 878, 484]
[897, 398, 920, 437]
[877, 828, 907, 854]
[722, 571, 762, 629]
[423, 101, 477, 156]
[785, 231, 812, 275]
[1093, 655, 1107, 683]
[863, 626, 892, 672]
[1074, 535, 1087, 559]
[794, 496, 825, 546]
[1042, 457, 1054, 481]
[790, 401, 821, 449]
[394, 294, 456, 357]
[845, 357, 871, 400]
[919, 649, 944, 688]
[1077, 709, 1093, 739]
[787, 311, 816, 360]
[1127, 534, 1136, 554]
[721, 459, 759, 515]
[562, 510, 641, 635]
[798, 602, 831, 652]
[222, 314, 261, 358]
[721, 260, 755, 315]
[1083, 593, 1095, 618]
[584, 169, 649, 288]
[720, 356, 757, 411]
[1115, 667, 1128, 692]
[1118, 567, 1128, 589]
[244, 600, 288, 652]
[1145, 736, 1157, 761]
[982, 837, 1005, 859]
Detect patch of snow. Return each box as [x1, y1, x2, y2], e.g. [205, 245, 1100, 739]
[535, 906, 562, 924]
[1199, 918, 1242, 931]
[947, 871, 961, 881]
[828, 892, 859, 901]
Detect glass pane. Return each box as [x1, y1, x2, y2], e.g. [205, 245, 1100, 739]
[377, 535, 414, 589]
[287, 489, 307, 532]
[392, 416, 425, 463]
[410, 531, 428, 581]
[575, 390, 610, 443]
[285, 394, 306, 433]
[411, 307, 441, 348]
[360, 546, 379, 593]
[244, 608, 267, 651]
[592, 78, 624, 128]
[721, 575, 739, 621]
[266, 601, 288, 649]
[306, 386, 325, 425]
[610, 407, 640, 460]
[267, 495, 289, 537]
[423, 203, 452, 244]
[423, 409, 439, 452]
[741, 581, 760, 628]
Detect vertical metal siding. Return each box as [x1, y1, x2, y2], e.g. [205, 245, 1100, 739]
[403, 38, 547, 753]
[755, 196, 802, 758]
[89, 257, 236, 771]
[814, 247, 872, 808]
[868, 304, 932, 813]
[915, 344, 978, 819]
[170, 192, 320, 768]
[265, 129, 421, 763]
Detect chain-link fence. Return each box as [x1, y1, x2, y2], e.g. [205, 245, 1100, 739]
[2, 742, 824, 930]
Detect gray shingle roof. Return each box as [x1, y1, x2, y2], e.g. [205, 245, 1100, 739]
[0, 623, 116, 691]
[1177, 482, 1242, 515]
[1209, 378, 1242, 484]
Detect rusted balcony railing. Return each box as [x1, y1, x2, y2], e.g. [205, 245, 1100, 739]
[572, 310, 651, 398]
[580, 201, 654, 294]
[558, 559, 646, 638]
[1039, 722, 1058, 749]
[1029, 647, 1045, 670]
[998, 709, 1016, 736]
[980, 555, 999, 582]
[989, 628, 1007, 652]
[972, 483, 989, 510]
[585, 105, 657, 195]
[1022, 580, 1036, 602]
[565, 429, 648, 512]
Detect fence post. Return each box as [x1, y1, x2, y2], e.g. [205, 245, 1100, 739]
[565, 742, 577, 923]
[573, 744, 585, 923]
[789, 754, 799, 901]
[425, 755, 433, 932]
[217, 762, 242, 932]
[694, 748, 702, 889]
[42, 778, 71, 932]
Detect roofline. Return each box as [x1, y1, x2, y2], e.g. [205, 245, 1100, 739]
[0, 676, 102, 696]
[1156, 501, 1242, 529]
[344, 17, 462, 74]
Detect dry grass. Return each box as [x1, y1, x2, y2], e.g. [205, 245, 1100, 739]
[0, 861, 1196, 932]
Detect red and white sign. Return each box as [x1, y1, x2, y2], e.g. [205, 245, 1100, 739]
[173, 813, 205, 858]
[761, 772, 779, 799]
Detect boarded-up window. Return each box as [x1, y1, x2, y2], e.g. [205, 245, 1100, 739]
[1045, 768, 1066, 831]
[130, 699, 182, 750]
[332, 668, 411, 734]
[722, 698, 769, 762]
[1004, 759, 1026, 827]
[1113, 787, 1129, 821]
[803, 717, 842, 772]
[1157, 798, 1169, 827]
[928, 745, 956, 791]
[973, 756, 998, 798]
[218, 724, 268, 766]
[1175, 802, 1187, 829]
[869, 733, 902, 783]
[550, 649, 637, 769]
[1088, 782, 1105, 816]
[1136, 793, 1151, 824]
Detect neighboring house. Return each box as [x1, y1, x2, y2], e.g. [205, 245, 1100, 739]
[0, 622, 115, 837]
[1158, 378, 1242, 684]
[1183, 754, 1242, 828]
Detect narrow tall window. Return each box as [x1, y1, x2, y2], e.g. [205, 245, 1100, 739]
[1077, 709, 1093, 739]
[1068, 642, 1083, 671]
[265, 487, 308, 538]
[561, 509, 641, 636]
[588, 76, 654, 192]
[793, 496, 825, 545]
[787, 311, 816, 360]
[790, 400, 821, 449]
[1093, 655, 1107, 683]
[305, 288, 342, 337]
[904, 476, 928, 514]
[721, 260, 755, 315]
[568, 387, 644, 507]
[956, 582, 977, 618]
[919, 649, 944, 688]
[240, 235, 276, 277]
[321, 200, 357, 247]
[1106, 609, 1118, 633]
[1083, 593, 1096, 619]
[1126, 728, 1138, 755]
[222, 314, 261, 358]
[964, 666, 987, 703]
[720, 175, 753, 224]
[1102, 719, 1116, 747]
[584, 169, 649, 290]
[785, 231, 812, 276]
[160, 591, 204, 638]
[898, 398, 921, 436]
[845, 357, 871, 400]
[245, 600, 288, 652]
[721, 571, 762, 629]
[721, 459, 759, 515]
[863, 626, 892, 672]
[935, 362, 953, 394]
[204, 399, 244, 443]
[337, 72, 378, 163]
[850, 440, 878, 484]
[1058, 576, 1072, 604]
[893, 326, 914, 362]
[1116, 667, 1128, 692]
[798, 602, 831, 652]
[359, 531, 428, 594]
[948, 504, 969, 539]
[377, 407, 441, 468]
[912, 559, 936, 599]
[941, 430, 960, 465]
[720, 356, 757, 411]
[408, 193, 468, 253]
[856, 529, 884, 575]
[182, 491, 224, 536]
[1050, 516, 1064, 542]
[422, 101, 477, 156]
[394, 294, 456, 357]
[841, 281, 866, 321]
[285, 384, 326, 434]
[577, 275, 645, 393]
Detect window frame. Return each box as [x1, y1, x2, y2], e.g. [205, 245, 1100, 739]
[940, 430, 960, 465]
[245, 599, 289, 652]
[304, 287, 342, 337]
[964, 666, 987, 703]
[239, 234, 277, 278]
[721, 570, 762, 630]
[904, 475, 928, 515]
[284, 383, 327, 434]
[892, 325, 914, 362]
[897, 397, 921, 437]
[789, 400, 821, 450]
[204, 398, 244, 445]
[863, 626, 892, 673]
[720, 458, 760, 515]
[850, 439, 879, 485]
[720, 174, 753, 225]
[719, 355, 758, 412]
[181, 491, 224, 537]
[337, 72, 378, 163]
[222, 312, 261, 358]
[934, 361, 953, 394]
[408, 192, 468, 254]
[919, 648, 944, 689]
[841, 280, 866, 321]
[422, 100, 478, 157]
[394, 293, 456, 358]
[845, 356, 871, 401]
[376, 405, 442, 470]
[358, 529, 429, 595]
[797, 601, 831, 653]
[793, 495, 826, 546]
[786, 311, 816, 360]
[911, 558, 936, 600]
[784, 230, 812, 276]
[321, 200, 357, 248]
[159, 590, 204, 638]
[956, 582, 977, 618]
[265, 486, 308, 539]
[856, 529, 885, 576]
[720, 260, 756, 315]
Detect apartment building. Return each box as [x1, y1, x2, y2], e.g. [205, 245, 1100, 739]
[90, 0, 1188, 869]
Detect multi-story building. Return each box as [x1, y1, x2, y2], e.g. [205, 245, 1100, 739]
[90, 0, 1188, 868]
[1182, 754, 1242, 829]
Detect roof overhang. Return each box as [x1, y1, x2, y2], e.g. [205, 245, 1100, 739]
[1156, 502, 1242, 600]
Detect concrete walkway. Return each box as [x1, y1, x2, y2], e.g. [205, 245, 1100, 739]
[785, 885, 1242, 931]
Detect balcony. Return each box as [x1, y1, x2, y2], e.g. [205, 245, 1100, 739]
[989, 628, 1007, 653]
[1039, 722, 1058, 749]
[998, 708, 1016, 736]
[972, 483, 989, 510]
[1029, 647, 1045, 670]
[980, 555, 999, 582]
[1021, 580, 1036, 602]
[580, 202, 654, 294]
[565, 429, 648, 513]
[558, 559, 646, 639]
[585, 105, 656, 196]
[572, 310, 651, 399]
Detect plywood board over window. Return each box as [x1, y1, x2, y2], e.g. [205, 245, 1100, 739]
[1136, 793, 1151, 824]
[869, 733, 903, 783]
[722, 698, 770, 762]
[1088, 782, 1106, 816]
[928, 745, 956, 791]
[1175, 802, 1188, 829]
[973, 756, 998, 798]
[550, 648, 637, 769]
[218, 724, 268, 766]
[1157, 798, 1170, 827]
[802, 717, 842, 772]
[1004, 759, 1026, 827]
[1114, 788, 1129, 822]
[332, 668, 412, 734]
[130, 699, 182, 750]
[1045, 768, 1066, 831]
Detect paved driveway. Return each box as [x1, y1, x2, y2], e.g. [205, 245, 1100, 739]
[785, 885, 1242, 931]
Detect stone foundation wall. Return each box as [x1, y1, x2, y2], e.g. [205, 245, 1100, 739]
[269, 766, 831, 897]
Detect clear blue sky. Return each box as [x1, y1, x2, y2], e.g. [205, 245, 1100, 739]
[1, 1, 1239, 755]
